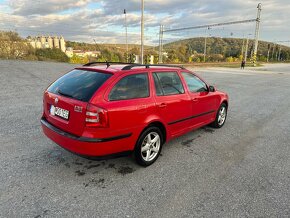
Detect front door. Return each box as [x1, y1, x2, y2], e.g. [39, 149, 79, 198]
[181, 72, 218, 126]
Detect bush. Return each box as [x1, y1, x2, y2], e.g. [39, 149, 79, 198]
[69, 54, 89, 64]
[35, 48, 69, 62]
[226, 56, 234, 62]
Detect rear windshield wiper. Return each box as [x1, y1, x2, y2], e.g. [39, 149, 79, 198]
[57, 89, 74, 99]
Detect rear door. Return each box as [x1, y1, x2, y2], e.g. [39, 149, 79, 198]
[43, 69, 112, 136]
[181, 72, 218, 125]
[103, 72, 154, 133]
[152, 71, 193, 136]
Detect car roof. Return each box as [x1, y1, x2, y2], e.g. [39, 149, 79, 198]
[77, 63, 186, 74]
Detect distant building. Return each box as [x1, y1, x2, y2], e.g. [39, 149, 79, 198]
[133, 55, 154, 64]
[71, 50, 101, 58]
[27, 36, 103, 59]
[47, 36, 53, 48]
[65, 47, 74, 58]
[135, 55, 140, 64]
[53, 37, 60, 49]
[28, 36, 66, 52]
[59, 36, 65, 52]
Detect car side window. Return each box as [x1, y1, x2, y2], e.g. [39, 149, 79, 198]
[153, 72, 184, 96]
[181, 72, 208, 93]
[109, 73, 149, 101]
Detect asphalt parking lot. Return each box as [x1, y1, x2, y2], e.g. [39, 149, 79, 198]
[0, 60, 289, 217]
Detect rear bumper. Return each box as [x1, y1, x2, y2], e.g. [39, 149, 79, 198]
[41, 117, 133, 157]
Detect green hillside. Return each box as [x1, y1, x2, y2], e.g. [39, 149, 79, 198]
[162, 37, 290, 63]
[1, 30, 289, 64]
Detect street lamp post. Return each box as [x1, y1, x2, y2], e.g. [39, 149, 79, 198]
[124, 9, 128, 62]
[140, 0, 144, 64]
[204, 32, 207, 63]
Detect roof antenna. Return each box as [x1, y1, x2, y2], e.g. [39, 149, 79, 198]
[106, 61, 110, 69]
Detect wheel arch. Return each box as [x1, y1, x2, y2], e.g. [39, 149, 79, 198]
[146, 121, 167, 144]
[222, 100, 228, 108]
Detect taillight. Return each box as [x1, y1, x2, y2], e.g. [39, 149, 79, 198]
[85, 104, 109, 128]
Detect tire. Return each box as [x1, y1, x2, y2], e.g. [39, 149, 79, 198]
[134, 127, 163, 167]
[210, 103, 227, 128]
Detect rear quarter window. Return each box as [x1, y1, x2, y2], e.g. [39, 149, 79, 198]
[47, 69, 112, 102]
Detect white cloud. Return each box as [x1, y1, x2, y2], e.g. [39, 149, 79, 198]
[0, 0, 289, 44]
[10, 0, 91, 15]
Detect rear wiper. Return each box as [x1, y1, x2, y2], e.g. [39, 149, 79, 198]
[57, 89, 74, 99]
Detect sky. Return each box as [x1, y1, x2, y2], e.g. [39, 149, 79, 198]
[0, 0, 289, 46]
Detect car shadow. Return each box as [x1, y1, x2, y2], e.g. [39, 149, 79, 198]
[30, 126, 217, 189]
[26, 146, 141, 189]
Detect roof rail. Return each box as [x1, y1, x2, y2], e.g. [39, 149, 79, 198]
[121, 64, 185, 70]
[83, 61, 133, 68]
[83, 62, 185, 70]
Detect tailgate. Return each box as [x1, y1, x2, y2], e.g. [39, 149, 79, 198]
[43, 92, 87, 136]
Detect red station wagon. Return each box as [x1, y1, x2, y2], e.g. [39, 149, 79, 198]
[41, 63, 229, 166]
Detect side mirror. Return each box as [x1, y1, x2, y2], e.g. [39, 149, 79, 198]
[209, 85, 216, 92]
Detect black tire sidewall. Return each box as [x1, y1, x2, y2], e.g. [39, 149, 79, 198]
[134, 127, 163, 167]
[211, 103, 227, 128]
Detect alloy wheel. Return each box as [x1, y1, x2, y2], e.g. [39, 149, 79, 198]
[141, 132, 161, 162]
[218, 106, 227, 126]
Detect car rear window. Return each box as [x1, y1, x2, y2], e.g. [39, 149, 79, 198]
[47, 69, 112, 102]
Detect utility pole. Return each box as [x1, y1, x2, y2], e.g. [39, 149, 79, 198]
[241, 36, 245, 59]
[158, 24, 164, 63]
[124, 9, 128, 62]
[204, 29, 207, 62]
[244, 34, 251, 62]
[278, 46, 282, 61]
[271, 43, 275, 61]
[266, 44, 270, 62]
[158, 5, 260, 65]
[244, 37, 249, 62]
[253, 3, 262, 66]
[275, 46, 279, 61]
[140, 0, 144, 64]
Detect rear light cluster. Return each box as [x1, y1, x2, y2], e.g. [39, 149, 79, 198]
[85, 104, 109, 128]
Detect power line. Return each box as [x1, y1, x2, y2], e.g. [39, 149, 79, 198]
[162, 19, 257, 33]
[158, 4, 262, 64]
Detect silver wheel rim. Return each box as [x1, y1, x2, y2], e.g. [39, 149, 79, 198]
[141, 132, 161, 162]
[218, 106, 227, 126]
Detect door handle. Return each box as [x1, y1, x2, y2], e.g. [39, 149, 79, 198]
[192, 98, 198, 102]
[137, 105, 147, 110]
[158, 103, 167, 108]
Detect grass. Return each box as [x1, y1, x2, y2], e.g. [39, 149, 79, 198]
[179, 62, 263, 68]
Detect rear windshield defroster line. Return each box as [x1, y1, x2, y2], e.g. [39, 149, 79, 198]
[47, 69, 112, 102]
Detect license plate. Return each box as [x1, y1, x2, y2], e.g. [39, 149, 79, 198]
[50, 105, 69, 120]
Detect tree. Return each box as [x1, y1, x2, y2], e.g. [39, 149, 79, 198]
[0, 31, 34, 59]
